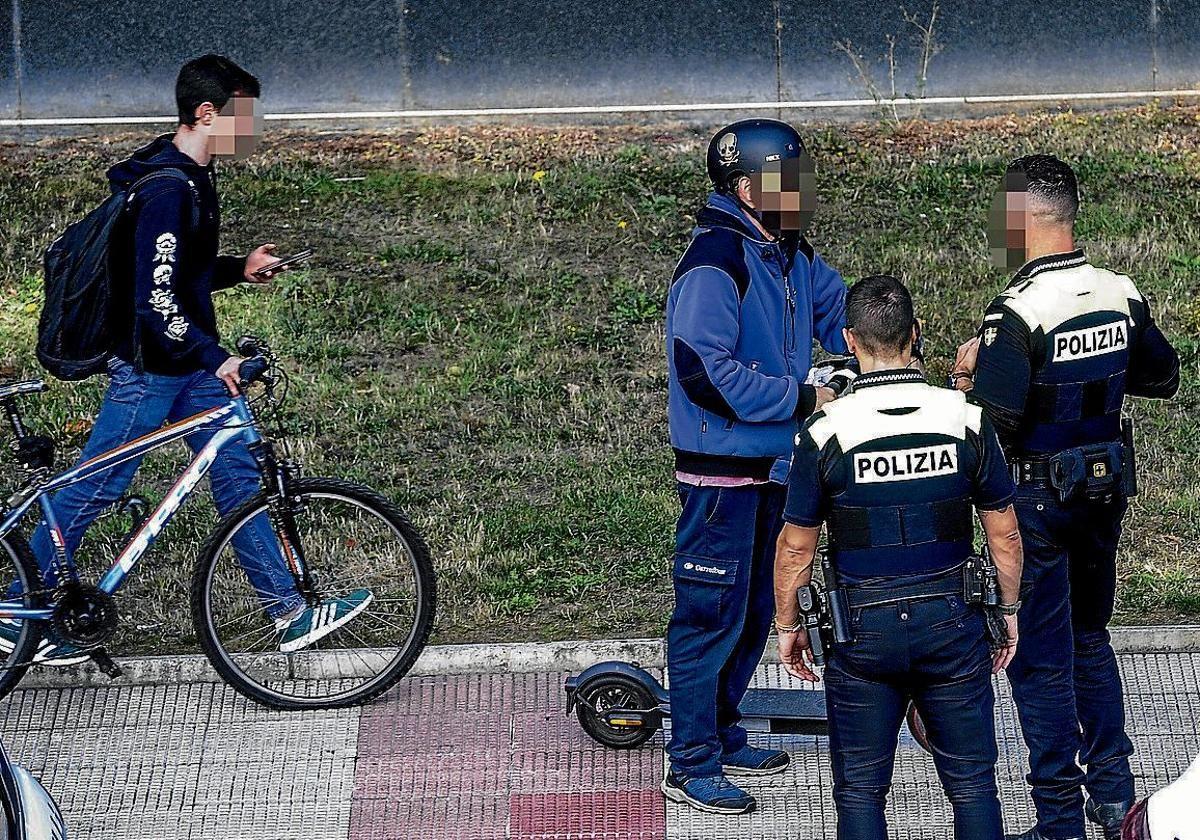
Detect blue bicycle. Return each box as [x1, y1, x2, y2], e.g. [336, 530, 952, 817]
[0, 337, 435, 709]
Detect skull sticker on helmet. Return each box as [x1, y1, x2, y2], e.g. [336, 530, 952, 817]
[717, 132, 740, 166]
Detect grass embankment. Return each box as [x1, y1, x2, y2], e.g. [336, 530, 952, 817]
[0, 107, 1197, 653]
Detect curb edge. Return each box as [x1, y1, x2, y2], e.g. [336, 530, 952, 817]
[12, 626, 1198, 690]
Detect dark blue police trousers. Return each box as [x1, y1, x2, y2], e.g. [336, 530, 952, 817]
[825, 594, 1003, 840]
[1006, 487, 1134, 839]
[666, 482, 785, 778]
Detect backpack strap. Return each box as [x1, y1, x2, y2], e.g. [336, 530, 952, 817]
[125, 167, 201, 231]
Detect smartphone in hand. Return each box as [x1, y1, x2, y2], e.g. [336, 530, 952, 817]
[252, 249, 313, 279]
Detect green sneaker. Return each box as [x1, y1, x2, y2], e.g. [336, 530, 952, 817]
[32, 638, 88, 667]
[0, 618, 21, 654]
[0, 618, 88, 666]
[278, 589, 374, 653]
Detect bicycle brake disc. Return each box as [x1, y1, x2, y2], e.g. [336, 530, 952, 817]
[49, 583, 119, 648]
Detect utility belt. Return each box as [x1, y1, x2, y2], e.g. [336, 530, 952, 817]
[1010, 418, 1138, 503]
[796, 551, 1001, 665]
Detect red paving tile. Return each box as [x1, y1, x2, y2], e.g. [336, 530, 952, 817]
[510, 789, 666, 839]
[358, 710, 513, 754]
[354, 751, 508, 799]
[349, 794, 509, 840]
[350, 671, 666, 839]
[509, 745, 663, 794]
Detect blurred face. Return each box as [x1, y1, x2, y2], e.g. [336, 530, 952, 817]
[746, 152, 818, 234]
[207, 95, 263, 159]
[988, 172, 1031, 270]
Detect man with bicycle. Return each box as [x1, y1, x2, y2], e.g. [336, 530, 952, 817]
[1, 55, 371, 665]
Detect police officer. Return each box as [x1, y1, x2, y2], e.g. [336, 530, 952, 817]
[662, 119, 848, 814]
[775, 275, 1024, 840]
[950, 154, 1181, 840]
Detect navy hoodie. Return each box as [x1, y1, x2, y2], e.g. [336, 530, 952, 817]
[107, 134, 245, 376]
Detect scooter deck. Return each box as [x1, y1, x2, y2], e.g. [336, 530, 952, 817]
[739, 688, 828, 734]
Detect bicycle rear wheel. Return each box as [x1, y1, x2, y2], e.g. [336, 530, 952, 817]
[0, 534, 44, 699]
[191, 478, 436, 710]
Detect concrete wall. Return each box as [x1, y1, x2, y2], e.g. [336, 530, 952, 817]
[1, 1, 1197, 119]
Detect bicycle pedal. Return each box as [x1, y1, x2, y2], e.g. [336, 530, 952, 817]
[88, 649, 123, 680]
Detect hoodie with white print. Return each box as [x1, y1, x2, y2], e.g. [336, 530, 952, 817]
[106, 134, 246, 376]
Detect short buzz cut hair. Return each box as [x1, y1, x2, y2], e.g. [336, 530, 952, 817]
[845, 275, 915, 355]
[1006, 154, 1079, 224]
[176, 54, 261, 125]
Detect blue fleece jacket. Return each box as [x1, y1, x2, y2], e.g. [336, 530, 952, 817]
[666, 193, 848, 483]
[107, 134, 245, 376]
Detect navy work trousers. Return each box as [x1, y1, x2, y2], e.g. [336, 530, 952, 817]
[1006, 487, 1134, 839]
[825, 594, 1003, 840]
[665, 482, 784, 778]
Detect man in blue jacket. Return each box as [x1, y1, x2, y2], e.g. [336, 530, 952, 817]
[662, 119, 848, 814]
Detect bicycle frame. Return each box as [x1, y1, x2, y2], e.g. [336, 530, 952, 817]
[0, 395, 264, 621]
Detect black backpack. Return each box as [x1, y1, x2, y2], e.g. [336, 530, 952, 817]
[37, 168, 199, 380]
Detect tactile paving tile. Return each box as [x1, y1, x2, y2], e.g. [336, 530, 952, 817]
[510, 789, 666, 839]
[0, 680, 359, 840]
[666, 653, 1199, 839]
[0, 653, 1196, 838]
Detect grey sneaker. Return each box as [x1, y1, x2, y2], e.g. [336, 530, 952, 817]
[661, 771, 755, 815]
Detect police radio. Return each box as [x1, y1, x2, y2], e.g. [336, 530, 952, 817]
[963, 548, 999, 608]
[963, 547, 1011, 651]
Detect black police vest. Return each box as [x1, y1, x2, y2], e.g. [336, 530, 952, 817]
[808, 371, 978, 583]
[994, 258, 1139, 454]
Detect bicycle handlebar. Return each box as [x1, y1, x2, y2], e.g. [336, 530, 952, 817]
[237, 356, 271, 388]
[235, 336, 262, 358]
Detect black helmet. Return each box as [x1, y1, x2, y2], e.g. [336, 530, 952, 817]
[706, 118, 807, 192]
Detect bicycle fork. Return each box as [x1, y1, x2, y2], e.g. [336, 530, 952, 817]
[249, 439, 317, 604]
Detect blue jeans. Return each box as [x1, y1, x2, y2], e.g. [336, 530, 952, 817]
[666, 482, 784, 778]
[1006, 487, 1133, 838]
[825, 595, 1002, 840]
[29, 361, 303, 619]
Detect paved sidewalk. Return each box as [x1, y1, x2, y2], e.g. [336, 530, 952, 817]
[1, 652, 1197, 839]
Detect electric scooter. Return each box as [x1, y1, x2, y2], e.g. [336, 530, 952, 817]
[564, 659, 829, 749]
[564, 545, 939, 752]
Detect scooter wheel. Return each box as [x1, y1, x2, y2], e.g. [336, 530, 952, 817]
[576, 673, 658, 749]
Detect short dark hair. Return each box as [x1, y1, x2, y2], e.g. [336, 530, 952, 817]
[176, 54, 260, 125]
[845, 275, 914, 355]
[1006, 154, 1079, 224]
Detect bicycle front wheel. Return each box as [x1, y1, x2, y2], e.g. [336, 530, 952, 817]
[191, 478, 436, 709]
